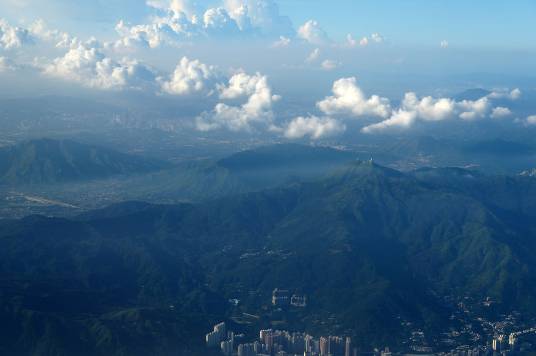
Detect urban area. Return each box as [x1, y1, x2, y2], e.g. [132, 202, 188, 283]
[205, 289, 536, 356]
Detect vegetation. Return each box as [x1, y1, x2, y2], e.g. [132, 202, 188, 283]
[0, 139, 166, 185]
[1, 159, 536, 354]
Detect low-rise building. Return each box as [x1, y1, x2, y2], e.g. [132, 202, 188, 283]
[272, 288, 290, 307]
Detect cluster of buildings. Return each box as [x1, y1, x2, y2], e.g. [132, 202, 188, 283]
[206, 322, 229, 348]
[207, 292, 536, 356]
[206, 322, 358, 356]
[272, 288, 307, 308]
[491, 327, 536, 354]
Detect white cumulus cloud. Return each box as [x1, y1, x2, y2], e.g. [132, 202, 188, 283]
[43, 41, 156, 90]
[457, 97, 490, 120]
[345, 34, 375, 48]
[28, 19, 74, 48]
[490, 106, 512, 119]
[146, 0, 202, 20]
[321, 59, 340, 71]
[317, 77, 391, 119]
[196, 71, 280, 131]
[272, 35, 290, 48]
[525, 115, 536, 126]
[306, 48, 320, 63]
[0, 19, 33, 49]
[160, 56, 217, 95]
[114, 14, 197, 49]
[488, 88, 522, 100]
[400, 93, 456, 121]
[362, 92, 493, 133]
[284, 115, 345, 139]
[224, 0, 294, 36]
[350, 33, 384, 47]
[345, 34, 357, 47]
[370, 33, 384, 43]
[117, 0, 294, 49]
[0, 56, 16, 72]
[219, 71, 263, 99]
[203, 7, 241, 35]
[361, 109, 417, 133]
[297, 20, 329, 45]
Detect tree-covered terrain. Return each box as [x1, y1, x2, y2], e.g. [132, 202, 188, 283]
[1, 159, 536, 354]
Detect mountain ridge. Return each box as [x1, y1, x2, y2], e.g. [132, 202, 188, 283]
[0, 138, 167, 185]
[1, 162, 536, 353]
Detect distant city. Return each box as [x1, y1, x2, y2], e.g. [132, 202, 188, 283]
[206, 321, 359, 356]
[205, 290, 536, 356]
[206, 322, 536, 356]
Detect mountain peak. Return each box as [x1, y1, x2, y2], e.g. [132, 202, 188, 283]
[217, 144, 355, 172]
[0, 138, 165, 185]
[330, 159, 403, 180]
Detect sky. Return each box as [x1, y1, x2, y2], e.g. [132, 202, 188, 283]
[2, 0, 535, 48]
[1, 0, 535, 139]
[279, 0, 536, 48]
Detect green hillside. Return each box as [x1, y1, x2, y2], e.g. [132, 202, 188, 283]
[1, 161, 536, 354]
[0, 139, 166, 185]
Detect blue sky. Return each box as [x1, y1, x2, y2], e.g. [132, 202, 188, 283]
[2, 0, 536, 49]
[1, 0, 535, 138]
[278, 0, 536, 48]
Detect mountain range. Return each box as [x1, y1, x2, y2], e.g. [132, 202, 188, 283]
[1, 158, 536, 354]
[0, 139, 166, 185]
